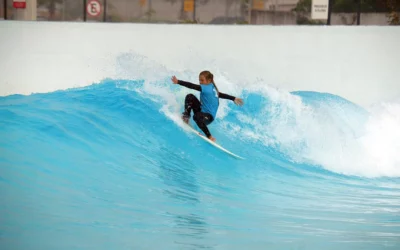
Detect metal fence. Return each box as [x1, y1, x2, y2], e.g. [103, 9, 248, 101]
[1, 0, 251, 24]
[0, 0, 397, 25]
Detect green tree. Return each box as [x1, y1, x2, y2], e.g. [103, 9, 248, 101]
[333, 0, 389, 13]
[293, 0, 392, 14]
[293, 0, 399, 25]
[292, 0, 324, 24]
[384, 0, 400, 25]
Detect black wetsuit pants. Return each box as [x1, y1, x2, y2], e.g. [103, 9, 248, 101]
[182, 94, 214, 138]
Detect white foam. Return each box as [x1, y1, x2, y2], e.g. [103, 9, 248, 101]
[227, 87, 400, 178]
[358, 102, 400, 176]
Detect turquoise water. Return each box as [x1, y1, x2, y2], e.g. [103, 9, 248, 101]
[1, 79, 399, 249]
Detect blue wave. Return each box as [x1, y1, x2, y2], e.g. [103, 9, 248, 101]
[1, 79, 399, 249]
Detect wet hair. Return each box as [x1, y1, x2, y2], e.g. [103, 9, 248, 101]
[199, 70, 219, 96]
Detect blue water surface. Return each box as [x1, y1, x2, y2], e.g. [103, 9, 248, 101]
[1, 79, 399, 250]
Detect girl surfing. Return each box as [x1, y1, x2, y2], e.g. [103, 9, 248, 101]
[171, 70, 244, 142]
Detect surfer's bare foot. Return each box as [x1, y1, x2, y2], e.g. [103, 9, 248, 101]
[182, 115, 189, 124]
[208, 136, 216, 142]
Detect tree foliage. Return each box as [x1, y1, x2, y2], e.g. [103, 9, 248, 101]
[293, 0, 400, 25]
[293, 0, 396, 13]
[333, 0, 391, 13]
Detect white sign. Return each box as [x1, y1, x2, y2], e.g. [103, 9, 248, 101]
[311, 0, 329, 20]
[87, 0, 102, 17]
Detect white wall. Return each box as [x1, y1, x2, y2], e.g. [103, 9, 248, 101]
[0, 21, 399, 108]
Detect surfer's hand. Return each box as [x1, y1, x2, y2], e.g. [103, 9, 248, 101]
[234, 97, 244, 106]
[171, 76, 178, 84]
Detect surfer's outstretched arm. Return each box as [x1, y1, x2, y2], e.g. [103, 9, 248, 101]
[218, 92, 235, 101]
[177, 80, 201, 91]
[219, 92, 244, 106]
[171, 76, 201, 91]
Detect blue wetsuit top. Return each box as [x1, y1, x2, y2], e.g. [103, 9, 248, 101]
[200, 83, 219, 118]
[177, 80, 236, 119]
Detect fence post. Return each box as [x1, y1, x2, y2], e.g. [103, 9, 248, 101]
[83, 0, 87, 21]
[248, 0, 252, 24]
[327, 0, 334, 25]
[103, 0, 107, 21]
[3, 0, 6, 19]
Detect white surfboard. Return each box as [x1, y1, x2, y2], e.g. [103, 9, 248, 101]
[183, 122, 245, 160]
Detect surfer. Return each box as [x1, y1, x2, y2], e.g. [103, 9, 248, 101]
[171, 70, 244, 142]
